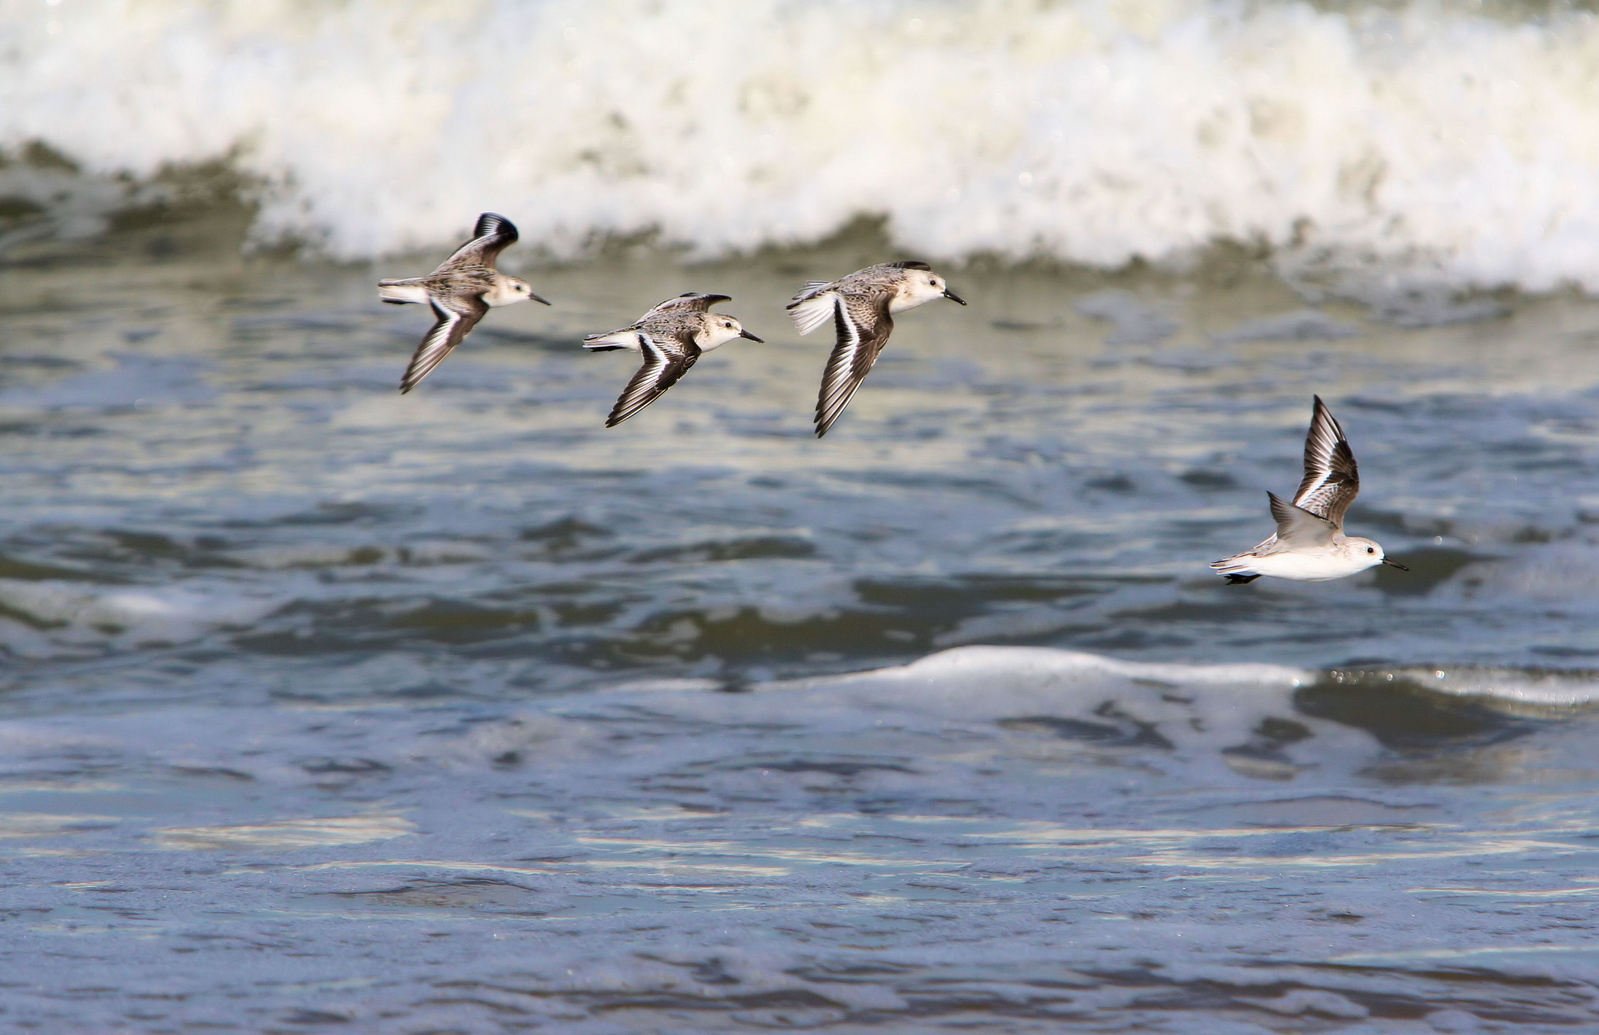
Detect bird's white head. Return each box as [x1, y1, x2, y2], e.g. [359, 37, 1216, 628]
[698, 314, 764, 351]
[1343, 536, 1408, 574]
[486, 275, 551, 308]
[892, 268, 968, 313]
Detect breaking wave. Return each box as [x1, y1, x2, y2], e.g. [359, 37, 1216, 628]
[5, 0, 1599, 291]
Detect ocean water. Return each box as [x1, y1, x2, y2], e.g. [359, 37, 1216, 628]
[6, 2, 1599, 1032]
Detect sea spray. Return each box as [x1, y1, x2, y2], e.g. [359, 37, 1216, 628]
[5, 0, 1599, 291]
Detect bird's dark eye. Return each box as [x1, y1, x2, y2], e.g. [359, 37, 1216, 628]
[1366, 547, 1375, 554]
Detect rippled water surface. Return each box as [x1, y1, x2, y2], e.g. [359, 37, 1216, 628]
[4, 212, 1599, 1031]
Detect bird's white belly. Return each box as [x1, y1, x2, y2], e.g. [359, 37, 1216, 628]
[1251, 549, 1368, 582]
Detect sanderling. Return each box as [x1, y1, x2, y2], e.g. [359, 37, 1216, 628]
[378, 212, 550, 393]
[786, 261, 967, 437]
[1211, 395, 1408, 584]
[583, 293, 762, 427]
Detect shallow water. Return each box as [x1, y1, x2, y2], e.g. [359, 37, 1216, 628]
[2, 200, 1598, 1031]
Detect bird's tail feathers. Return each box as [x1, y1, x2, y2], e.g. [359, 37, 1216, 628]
[378, 278, 429, 305]
[786, 286, 835, 335]
[1209, 555, 1261, 583]
[583, 329, 641, 352]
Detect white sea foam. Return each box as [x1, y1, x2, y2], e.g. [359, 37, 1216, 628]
[1381, 666, 1599, 710]
[0, 578, 280, 654]
[607, 644, 1599, 723]
[6, 1, 1599, 292]
[595, 645, 1323, 745]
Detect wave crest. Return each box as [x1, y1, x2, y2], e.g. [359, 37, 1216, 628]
[5, 1, 1599, 290]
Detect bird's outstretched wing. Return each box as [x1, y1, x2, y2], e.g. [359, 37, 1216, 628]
[641, 292, 733, 319]
[1293, 395, 1360, 528]
[399, 296, 487, 393]
[605, 332, 700, 427]
[814, 294, 893, 437]
[439, 212, 520, 270]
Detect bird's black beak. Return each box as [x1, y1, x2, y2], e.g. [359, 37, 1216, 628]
[943, 289, 968, 305]
[531, 291, 552, 306]
[1382, 557, 1409, 571]
[740, 329, 764, 342]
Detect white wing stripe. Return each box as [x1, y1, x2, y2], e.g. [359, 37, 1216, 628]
[815, 298, 870, 433]
[820, 299, 861, 402]
[402, 306, 465, 390]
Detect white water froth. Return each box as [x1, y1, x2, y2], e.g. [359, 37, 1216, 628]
[849, 647, 1599, 710]
[0, 578, 281, 655]
[621, 645, 1599, 721]
[602, 646, 1332, 766]
[1387, 666, 1599, 710]
[6, 1, 1599, 291]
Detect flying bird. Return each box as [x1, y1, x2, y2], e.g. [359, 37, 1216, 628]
[1212, 396, 1408, 583]
[786, 261, 967, 437]
[378, 212, 549, 393]
[583, 293, 762, 427]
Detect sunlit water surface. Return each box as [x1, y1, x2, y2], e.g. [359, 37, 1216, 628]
[3, 212, 1599, 1031]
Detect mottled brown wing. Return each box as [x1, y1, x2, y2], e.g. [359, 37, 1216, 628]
[399, 296, 487, 393]
[641, 293, 733, 319]
[814, 293, 893, 437]
[605, 333, 700, 427]
[439, 212, 520, 271]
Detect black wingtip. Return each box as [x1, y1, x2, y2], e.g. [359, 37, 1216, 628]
[1222, 573, 1262, 585]
[475, 211, 518, 239]
[814, 402, 842, 437]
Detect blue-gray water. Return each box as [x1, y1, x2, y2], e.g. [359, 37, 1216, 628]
[4, 208, 1599, 1032]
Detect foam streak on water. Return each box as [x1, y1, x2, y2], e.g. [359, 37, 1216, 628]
[3, 647, 1599, 1031]
[6, 0, 1599, 290]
